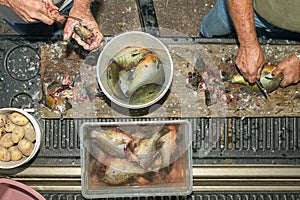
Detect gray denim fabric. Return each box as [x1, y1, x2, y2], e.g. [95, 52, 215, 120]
[200, 0, 300, 41]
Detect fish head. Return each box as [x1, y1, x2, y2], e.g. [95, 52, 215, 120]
[141, 53, 158, 64]
[103, 166, 132, 185]
[260, 65, 283, 93]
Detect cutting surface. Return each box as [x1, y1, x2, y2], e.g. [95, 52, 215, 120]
[39, 42, 300, 119]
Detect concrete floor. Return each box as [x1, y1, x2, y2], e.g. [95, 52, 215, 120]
[0, 0, 216, 36]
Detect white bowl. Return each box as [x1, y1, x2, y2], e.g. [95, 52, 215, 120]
[0, 108, 41, 169]
[97, 31, 173, 109]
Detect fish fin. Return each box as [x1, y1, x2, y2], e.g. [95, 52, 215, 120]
[221, 71, 233, 82]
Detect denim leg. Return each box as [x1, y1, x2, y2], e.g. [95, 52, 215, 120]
[200, 0, 235, 37]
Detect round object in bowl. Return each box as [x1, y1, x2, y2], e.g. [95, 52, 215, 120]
[0, 108, 41, 169]
[97, 31, 173, 109]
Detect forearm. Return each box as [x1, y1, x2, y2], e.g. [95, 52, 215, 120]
[227, 0, 258, 46]
[0, 0, 9, 6]
[72, 0, 90, 10]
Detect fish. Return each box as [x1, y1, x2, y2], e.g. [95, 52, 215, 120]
[40, 83, 72, 115]
[129, 83, 163, 105]
[125, 53, 165, 96]
[223, 65, 283, 94]
[129, 127, 168, 169]
[118, 68, 134, 94]
[106, 61, 126, 99]
[157, 125, 177, 168]
[113, 46, 151, 69]
[103, 158, 147, 185]
[74, 23, 95, 44]
[90, 127, 134, 158]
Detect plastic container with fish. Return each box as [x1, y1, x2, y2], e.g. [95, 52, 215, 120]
[80, 120, 192, 198]
[97, 31, 173, 109]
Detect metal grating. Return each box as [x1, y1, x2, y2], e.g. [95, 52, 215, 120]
[39, 192, 300, 200]
[30, 117, 300, 166]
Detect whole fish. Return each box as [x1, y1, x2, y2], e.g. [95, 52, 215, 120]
[106, 61, 126, 99]
[129, 127, 168, 169]
[74, 23, 95, 44]
[157, 125, 177, 168]
[113, 46, 150, 69]
[125, 53, 165, 96]
[129, 83, 162, 105]
[90, 127, 133, 158]
[224, 65, 283, 94]
[103, 158, 146, 185]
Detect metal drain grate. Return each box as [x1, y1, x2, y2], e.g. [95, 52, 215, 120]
[191, 117, 300, 164]
[31, 117, 300, 166]
[39, 191, 300, 200]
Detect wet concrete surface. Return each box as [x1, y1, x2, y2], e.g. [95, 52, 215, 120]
[0, 0, 216, 36]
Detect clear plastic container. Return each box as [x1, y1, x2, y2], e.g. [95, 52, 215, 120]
[80, 120, 192, 198]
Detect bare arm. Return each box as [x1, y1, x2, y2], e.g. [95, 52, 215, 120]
[0, 0, 56, 25]
[227, 0, 264, 83]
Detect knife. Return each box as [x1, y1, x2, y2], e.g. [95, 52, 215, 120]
[256, 79, 268, 99]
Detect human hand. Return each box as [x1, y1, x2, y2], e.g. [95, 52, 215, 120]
[63, 5, 103, 51]
[272, 54, 300, 87]
[6, 0, 57, 25]
[235, 43, 264, 83]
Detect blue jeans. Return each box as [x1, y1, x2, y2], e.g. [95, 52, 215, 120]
[200, 0, 300, 41]
[4, 1, 73, 36]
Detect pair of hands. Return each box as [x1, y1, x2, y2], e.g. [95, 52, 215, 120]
[236, 43, 300, 87]
[6, 0, 103, 50]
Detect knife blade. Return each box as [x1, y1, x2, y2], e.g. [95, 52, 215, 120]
[61, 14, 82, 22]
[256, 79, 268, 99]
